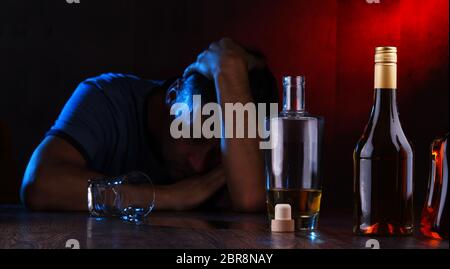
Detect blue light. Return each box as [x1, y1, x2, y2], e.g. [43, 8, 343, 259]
[309, 231, 318, 241]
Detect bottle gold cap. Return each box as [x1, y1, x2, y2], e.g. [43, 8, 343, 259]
[374, 47, 397, 89]
[375, 46, 397, 63]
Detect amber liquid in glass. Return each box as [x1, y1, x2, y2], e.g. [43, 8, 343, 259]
[354, 89, 414, 236]
[267, 188, 322, 230]
[420, 134, 448, 239]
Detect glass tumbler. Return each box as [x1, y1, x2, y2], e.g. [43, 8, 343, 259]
[87, 171, 155, 224]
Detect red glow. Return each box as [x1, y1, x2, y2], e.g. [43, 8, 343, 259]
[365, 223, 379, 234]
[227, 0, 449, 208]
[139, 0, 449, 209]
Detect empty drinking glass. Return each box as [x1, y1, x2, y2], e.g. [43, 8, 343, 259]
[87, 171, 155, 224]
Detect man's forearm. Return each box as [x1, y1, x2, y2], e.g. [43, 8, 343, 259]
[222, 137, 266, 212]
[22, 161, 102, 211]
[214, 72, 266, 212]
[24, 162, 179, 212]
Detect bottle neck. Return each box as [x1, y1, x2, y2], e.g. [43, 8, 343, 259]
[371, 88, 400, 122]
[282, 76, 305, 112]
[371, 56, 399, 120]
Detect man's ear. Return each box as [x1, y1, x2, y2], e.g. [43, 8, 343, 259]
[165, 79, 182, 106]
[165, 87, 177, 105]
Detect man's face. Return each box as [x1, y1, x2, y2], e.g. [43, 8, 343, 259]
[161, 136, 221, 180]
[161, 75, 221, 181]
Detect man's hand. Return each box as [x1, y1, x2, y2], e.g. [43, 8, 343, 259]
[156, 166, 226, 211]
[183, 38, 264, 84]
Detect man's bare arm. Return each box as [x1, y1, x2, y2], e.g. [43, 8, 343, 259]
[21, 136, 101, 211]
[21, 136, 225, 211]
[214, 58, 265, 213]
[183, 38, 266, 212]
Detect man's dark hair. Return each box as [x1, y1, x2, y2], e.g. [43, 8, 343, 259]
[170, 49, 279, 117]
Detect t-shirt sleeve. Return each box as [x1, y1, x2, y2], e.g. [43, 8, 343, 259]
[47, 79, 115, 165]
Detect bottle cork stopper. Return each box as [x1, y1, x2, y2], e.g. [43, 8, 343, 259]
[271, 204, 295, 232]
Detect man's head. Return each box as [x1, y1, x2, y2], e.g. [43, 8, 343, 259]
[161, 49, 279, 181]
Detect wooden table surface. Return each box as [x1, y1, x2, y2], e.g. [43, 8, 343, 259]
[0, 205, 448, 249]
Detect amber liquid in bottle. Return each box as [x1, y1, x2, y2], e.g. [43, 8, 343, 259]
[353, 47, 414, 236]
[420, 133, 448, 239]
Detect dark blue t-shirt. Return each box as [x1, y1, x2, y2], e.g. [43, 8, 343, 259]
[47, 73, 170, 183]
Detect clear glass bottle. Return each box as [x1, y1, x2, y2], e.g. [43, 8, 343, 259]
[266, 76, 324, 230]
[353, 47, 414, 236]
[421, 133, 448, 239]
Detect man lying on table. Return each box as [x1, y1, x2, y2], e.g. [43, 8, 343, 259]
[20, 38, 279, 212]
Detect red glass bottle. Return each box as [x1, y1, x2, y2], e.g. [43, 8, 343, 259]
[353, 47, 414, 236]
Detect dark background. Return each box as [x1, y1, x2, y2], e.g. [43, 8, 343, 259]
[0, 0, 448, 213]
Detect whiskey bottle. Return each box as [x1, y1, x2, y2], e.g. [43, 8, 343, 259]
[353, 47, 414, 236]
